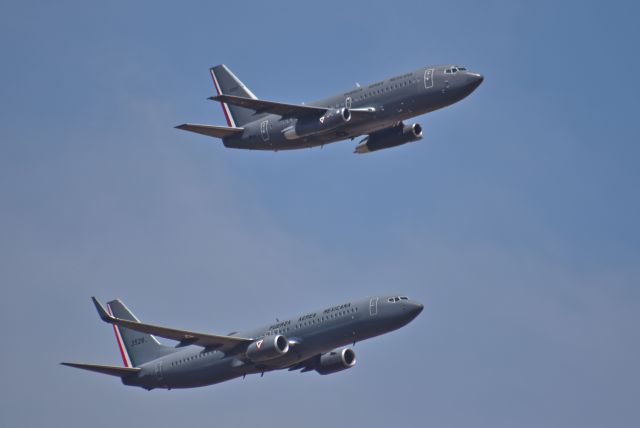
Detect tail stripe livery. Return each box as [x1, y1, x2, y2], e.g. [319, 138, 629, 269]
[106, 304, 132, 368]
[209, 65, 261, 128]
[210, 68, 236, 128]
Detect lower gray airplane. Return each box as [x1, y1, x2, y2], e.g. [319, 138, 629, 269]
[62, 295, 423, 390]
[177, 64, 482, 153]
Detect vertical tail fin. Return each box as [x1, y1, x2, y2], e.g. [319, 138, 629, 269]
[106, 300, 176, 367]
[210, 64, 259, 127]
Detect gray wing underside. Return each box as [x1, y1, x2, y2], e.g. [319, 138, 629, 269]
[92, 297, 253, 351]
[287, 356, 317, 373]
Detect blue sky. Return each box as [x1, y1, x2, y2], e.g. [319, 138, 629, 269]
[1, 1, 639, 427]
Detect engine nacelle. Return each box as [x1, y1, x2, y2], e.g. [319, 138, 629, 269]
[315, 348, 356, 375]
[283, 108, 351, 140]
[354, 123, 422, 154]
[245, 335, 289, 362]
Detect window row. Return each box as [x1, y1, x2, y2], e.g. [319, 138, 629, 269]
[171, 351, 214, 366]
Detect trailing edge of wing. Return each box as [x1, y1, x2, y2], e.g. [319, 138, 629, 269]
[175, 123, 244, 139]
[91, 297, 253, 351]
[61, 362, 141, 377]
[209, 95, 327, 118]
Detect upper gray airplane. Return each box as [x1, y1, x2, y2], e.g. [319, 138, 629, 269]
[177, 64, 483, 153]
[62, 295, 423, 390]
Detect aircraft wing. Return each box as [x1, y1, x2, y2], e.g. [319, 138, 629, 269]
[92, 297, 253, 351]
[287, 355, 317, 373]
[175, 123, 244, 139]
[209, 94, 328, 118]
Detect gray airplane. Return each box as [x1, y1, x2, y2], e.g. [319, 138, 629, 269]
[62, 295, 423, 390]
[177, 64, 483, 153]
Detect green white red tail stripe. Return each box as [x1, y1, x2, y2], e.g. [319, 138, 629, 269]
[210, 68, 237, 128]
[107, 303, 133, 368]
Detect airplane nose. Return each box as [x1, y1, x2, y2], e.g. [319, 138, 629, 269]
[467, 73, 484, 91]
[408, 302, 424, 318]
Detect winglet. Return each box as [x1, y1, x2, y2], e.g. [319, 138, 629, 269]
[92, 297, 114, 323]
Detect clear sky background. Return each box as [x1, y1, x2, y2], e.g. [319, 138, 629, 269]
[1, 1, 639, 426]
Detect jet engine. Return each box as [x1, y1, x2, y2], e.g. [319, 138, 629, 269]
[354, 123, 422, 154]
[315, 348, 356, 375]
[283, 108, 351, 140]
[246, 335, 289, 362]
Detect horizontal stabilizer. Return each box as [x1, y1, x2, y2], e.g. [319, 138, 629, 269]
[175, 123, 244, 139]
[209, 95, 328, 118]
[92, 297, 253, 351]
[61, 362, 141, 377]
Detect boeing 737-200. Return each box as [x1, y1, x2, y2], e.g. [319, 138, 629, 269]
[62, 295, 423, 390]
[176, 64, 482, 153]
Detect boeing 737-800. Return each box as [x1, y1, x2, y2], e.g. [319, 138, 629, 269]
[177, 64, 482, 153]
[62, 295, 423, 390]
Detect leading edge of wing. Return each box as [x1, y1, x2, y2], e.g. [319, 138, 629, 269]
[209, 94, 327, 118]
[91, 297, 253, 351]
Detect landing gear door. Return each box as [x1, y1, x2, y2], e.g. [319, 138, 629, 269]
[369, 297, 378, 316]
[424, 68, 434, 89]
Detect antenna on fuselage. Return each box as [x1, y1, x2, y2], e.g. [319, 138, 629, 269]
[355, 82, 361, 87]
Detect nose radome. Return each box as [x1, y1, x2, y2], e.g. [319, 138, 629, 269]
[408, 302, 424, 317]
[468, 72, 484, 90]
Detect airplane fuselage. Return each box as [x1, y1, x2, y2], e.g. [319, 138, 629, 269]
[124, 295, 422, 390]
[222, 65, 483, 151]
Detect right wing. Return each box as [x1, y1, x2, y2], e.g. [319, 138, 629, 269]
[61, 362, 141, 377]
[287, 356, 317, 373]
[92, 297, 253, 351]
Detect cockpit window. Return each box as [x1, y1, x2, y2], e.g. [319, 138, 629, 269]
[399, 296, 408, 300]
[389, 296, 408, 303]
[445, 66, 466, 74]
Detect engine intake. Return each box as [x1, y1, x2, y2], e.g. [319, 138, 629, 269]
[283, 108, 351, 140]
[354, 123, 422, 154]
[315, 348, 356, 375]
[246, 335, 289, 362]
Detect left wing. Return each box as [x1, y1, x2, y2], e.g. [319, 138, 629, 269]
[92, 297, 253, 351]
[209, 94, 328, 118]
